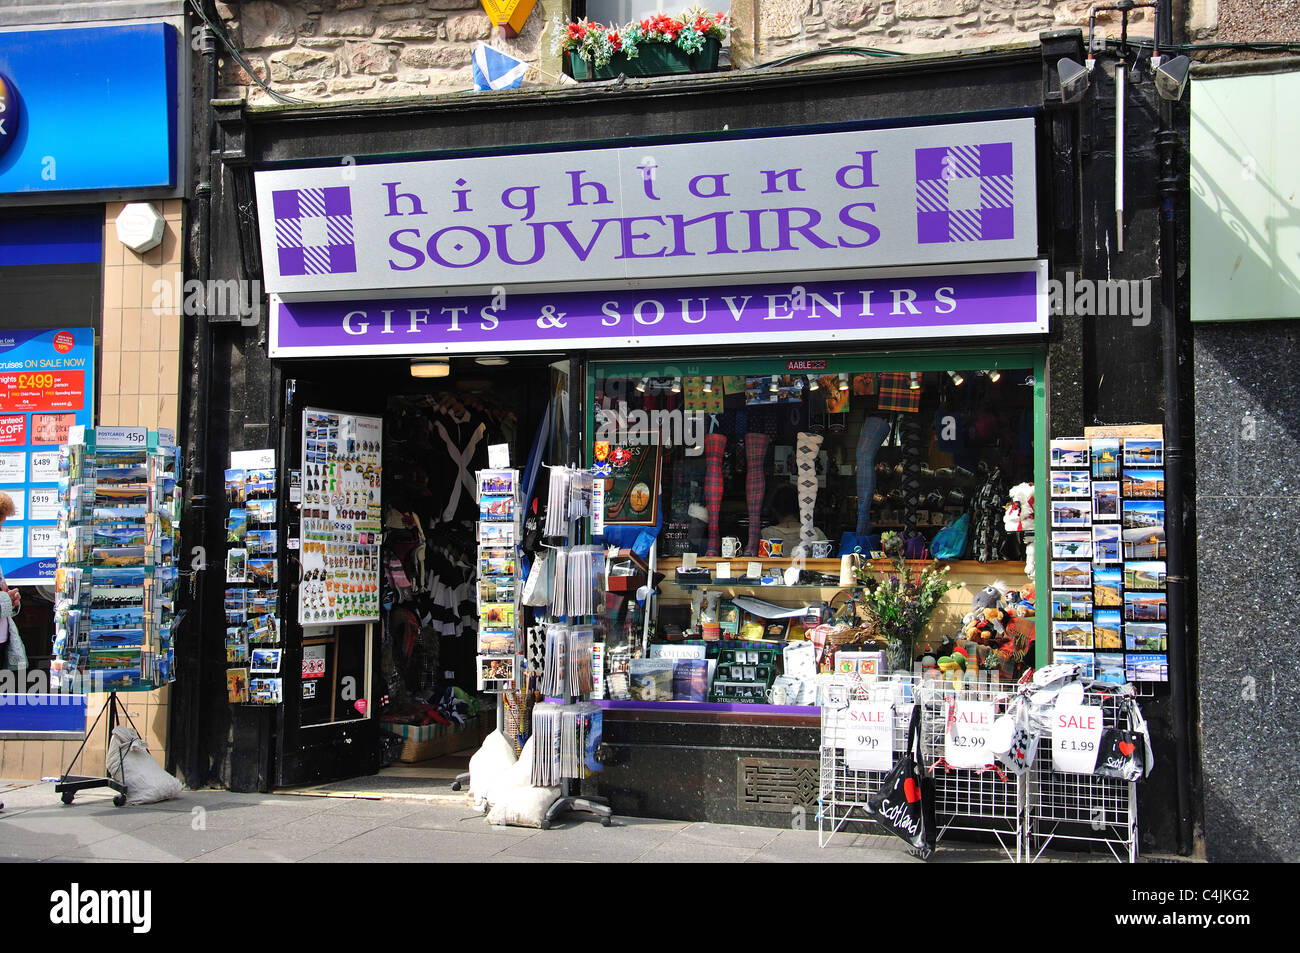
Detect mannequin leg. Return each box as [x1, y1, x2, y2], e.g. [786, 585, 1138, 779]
[855, 416, 892, 536]
[703, 433, 727, 556]
[796, 431, 824, 547]
[744, 433, 771, 556]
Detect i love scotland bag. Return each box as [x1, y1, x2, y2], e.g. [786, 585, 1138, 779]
[866, 705, 937, 859]
[1093, 728, 1144, 781]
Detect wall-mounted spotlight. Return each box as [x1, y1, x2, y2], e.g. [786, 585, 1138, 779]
[1057, 57, 1091, 104]
[988, 369, 1001, 383]
[948, 370, 965, 386]
[806, 375, 819, 392]
[838, 373, 850, 392]
[909, 371, 921, 391]
[702, 375, 714, 394]
[635, 377, 648, 393]
[1154, 54, 1191, 102]
[769, 376, 780, 394]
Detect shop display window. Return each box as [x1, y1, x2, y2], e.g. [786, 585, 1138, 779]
[589, 354, 1046, 705]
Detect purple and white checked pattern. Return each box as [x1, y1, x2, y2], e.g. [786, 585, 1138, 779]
[915, 142, 1014, 244]
[272, 186, 357, 276]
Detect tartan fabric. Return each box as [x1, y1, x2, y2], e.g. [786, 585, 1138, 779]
[703, 433, 728, 556]
[796, 432, 824, 546]
[744, 433, 771, 556]
[877, 372, 921, 413]
[855, 415, 892, 535]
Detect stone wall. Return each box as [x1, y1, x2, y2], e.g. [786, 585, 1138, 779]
[215, 0, 1165, 103]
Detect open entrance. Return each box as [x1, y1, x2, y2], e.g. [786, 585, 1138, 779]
[274, 355, 565, 792]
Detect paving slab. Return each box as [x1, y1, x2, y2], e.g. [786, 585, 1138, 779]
[633, 841, 761, 864]
[303, 825, 522, 862]
[70, 825, 250, 862]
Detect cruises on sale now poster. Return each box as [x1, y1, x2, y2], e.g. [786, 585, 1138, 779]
[0, 327, 95, 583]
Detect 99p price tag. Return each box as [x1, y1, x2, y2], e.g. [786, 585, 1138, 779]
[1052, 703, 1104, 774]
[844, 701, 894, 771]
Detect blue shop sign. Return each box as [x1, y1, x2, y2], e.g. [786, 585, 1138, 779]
[0, 23, 178, 194]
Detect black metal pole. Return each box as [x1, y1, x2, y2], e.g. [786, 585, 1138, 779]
[1156, 0, 1195, 856]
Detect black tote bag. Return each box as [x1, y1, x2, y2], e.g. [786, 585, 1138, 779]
[866, 704, 937, 859]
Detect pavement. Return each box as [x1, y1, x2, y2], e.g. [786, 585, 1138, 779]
[0, 777, 1031, 863]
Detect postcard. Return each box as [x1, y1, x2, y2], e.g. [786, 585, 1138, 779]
[479, 470, 515, 497]
[1051, 560, 1092, 589]
[1050, 438, 1090, 468]
[1051, 530, 1092, 560]
[1092, 524, 1122, 564]
[477, 654, 518, 692]
[1124, 437, 1164, 467]
[227, 668, 250, 704]
[1053, 619, 1094, 650]
[225, 469, 246, 504]
[226, 548, 247, 583]
[1126, 653, 1168, 683]
[1126, 622, 1167, 652]
[90, 606, 144, 628]
[1051, 470, 1092, 498]
[478, 522, 515, 545]
[1123, 500, 1165, 532]
[1124, 561, 1166, 591]
[1093, 566, 1122, 606]
[246, 499, 276, 525]
[480, 496, 515, 522]
[245, 529, 277, 555]
[226, 508, 247, 544]
[1051, 590, 1093, 621]
[1051, 499, 1092, 528]
[1054, 651, 1096, 678]
[1095, 652, 1127, 686]
[247, 558, 278, 585]
[250, 648, 282, 674]
[227, 640, 249, 665]
[1123, 525, 1166, 560]
[1091, 480, 1121, 521]
[1090, 437, 1121, 479]
[481, 602, 514, 627]
[1124, 590, 1167, 622]
[1122, 468, 1164, 499]
[89, 628, 144, 649]
[94, 525, 147, 547]
[95, 484, 148, 504]
[478, 630, 518, 654]
[249, 678, 283, 704]
[1093, 608, 1123, 649]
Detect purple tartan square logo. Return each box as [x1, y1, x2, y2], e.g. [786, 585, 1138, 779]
[915, 142, 1015, 244]
[272, 186, 356, 276]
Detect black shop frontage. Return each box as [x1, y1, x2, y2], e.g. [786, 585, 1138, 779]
[176, 29, 1198, 855]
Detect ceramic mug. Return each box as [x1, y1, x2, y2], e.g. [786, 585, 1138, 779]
[721, 536, 742, 558]
[767, 685, 789, 705]
[810, 541, 833, 558]
[759, 537, 784, 558]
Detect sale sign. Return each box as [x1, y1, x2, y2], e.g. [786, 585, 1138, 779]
[0, 327, 95, 583]
[1052, 703, 1104, 774]
[944, 700, 996, 769]
[0, 415, 25, 445]
[844, 701, 894, 772]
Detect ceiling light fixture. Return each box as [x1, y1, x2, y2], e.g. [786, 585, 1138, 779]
[702, 375, 714, 394]
[410, 359, 450, 379]
[635, 377, 648, 393]
[475, 356, 509, 366]
[948, 370, 965, 386]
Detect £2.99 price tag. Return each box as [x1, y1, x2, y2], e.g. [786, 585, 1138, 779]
[944, 700, 996, 769]
[1052, 703, 1104, 774]
[844, 701, 894, 771]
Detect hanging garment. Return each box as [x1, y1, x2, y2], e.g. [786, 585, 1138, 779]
[744, 433, 771, 556]
[795, 431, 824, 547]
[703, 433, 727, 556]
[971, 466, 1009, 562]
[434, 419, 486, 523]
[855, 415, 891, 536]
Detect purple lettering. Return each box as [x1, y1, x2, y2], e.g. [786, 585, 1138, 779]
[383, 182, 426, 217]
[501, 185, 539, 221]
[566, 170, 614, 207]
[451, 177, 473, 213]
[427, 226, 490, 269]
[838, 203, 881, 248]
[835, 151, 880, 190]
[771, 207, 835, 252]
[688, 173, 730, 199]
[543, 219, 616, 261]
[665, 211, 736, 258]
[614, 216, 668, 260]
[387, 229, 425, 271]
[760, 168, 805, 194]
[489, 223, 547, 266]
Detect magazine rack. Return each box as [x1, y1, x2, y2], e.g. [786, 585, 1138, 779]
[536, 464, 612, 829]
[54, 691, 139, 807]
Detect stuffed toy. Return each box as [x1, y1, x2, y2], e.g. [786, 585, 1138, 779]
[1003, 482, 1034, 533]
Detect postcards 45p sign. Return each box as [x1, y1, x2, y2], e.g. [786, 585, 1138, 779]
[254, 118, 1037, 297]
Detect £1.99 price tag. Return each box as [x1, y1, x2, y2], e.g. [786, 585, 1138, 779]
[944, 700, 996, 769]
[844, 701, 894, 771]
[1052, 703, 1104, 774]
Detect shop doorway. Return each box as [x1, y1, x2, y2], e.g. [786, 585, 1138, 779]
[274, 357, 559, 790]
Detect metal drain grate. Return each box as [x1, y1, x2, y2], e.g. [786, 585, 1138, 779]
[738, 757, 819, 813]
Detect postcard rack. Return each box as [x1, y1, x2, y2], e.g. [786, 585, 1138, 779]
[51, 427, 182, 806]
[531, 464, 612, 829]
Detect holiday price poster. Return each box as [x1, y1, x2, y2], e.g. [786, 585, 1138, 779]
[0, 328, 95, 583]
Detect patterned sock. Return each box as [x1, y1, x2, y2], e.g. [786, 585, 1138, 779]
[796, 432, 824, 547]
[743, 433, 771, 556]
[855, 416, 892, 535]
[703, 433, 727, 556]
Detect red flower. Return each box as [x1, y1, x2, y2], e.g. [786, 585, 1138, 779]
[607, 29, 621, 49]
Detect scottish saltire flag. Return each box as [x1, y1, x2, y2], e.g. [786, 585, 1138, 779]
[472, 42, 527, 91]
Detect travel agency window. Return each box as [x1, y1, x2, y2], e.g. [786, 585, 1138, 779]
[589, 346, 1047, 710]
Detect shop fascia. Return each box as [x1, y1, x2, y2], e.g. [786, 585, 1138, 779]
[255, 117, 1046, 358]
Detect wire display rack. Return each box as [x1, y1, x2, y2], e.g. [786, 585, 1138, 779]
[817, 674, 917, 849]
[917, 678, 1025, 863]
[1025, 692, 1139, 863]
